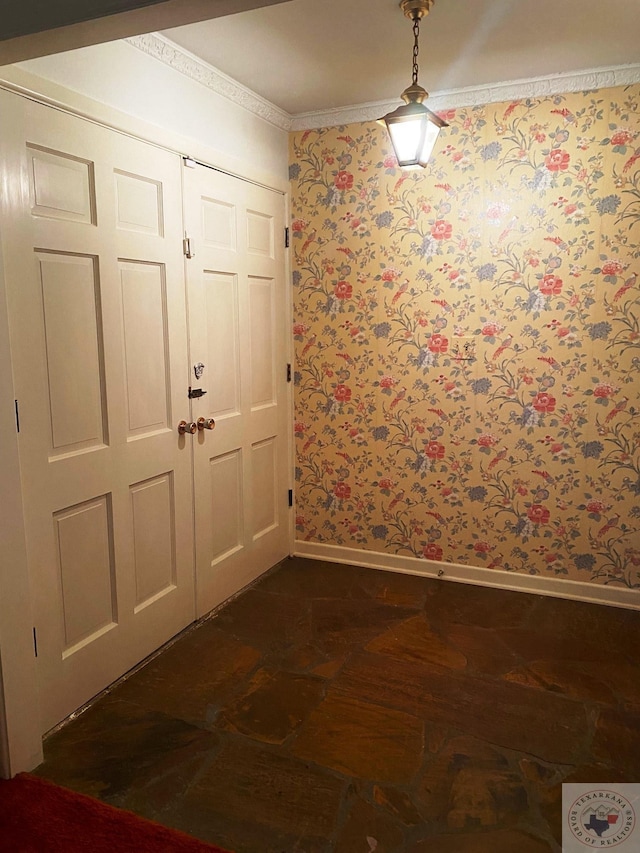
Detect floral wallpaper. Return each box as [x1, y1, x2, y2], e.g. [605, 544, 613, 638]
[289, 84, 640, 590]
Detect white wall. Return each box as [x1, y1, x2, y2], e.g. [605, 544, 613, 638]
[13, 38, 289, 183]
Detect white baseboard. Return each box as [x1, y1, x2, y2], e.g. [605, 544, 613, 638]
[293, 541, 640, 612]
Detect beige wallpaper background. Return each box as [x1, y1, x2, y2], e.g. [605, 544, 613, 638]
[290, 84, 639, 590]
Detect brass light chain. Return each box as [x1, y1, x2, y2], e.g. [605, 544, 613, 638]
[412, 15, 421, 86]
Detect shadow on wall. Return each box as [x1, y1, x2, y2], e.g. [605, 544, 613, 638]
[289, 84, 640, 590]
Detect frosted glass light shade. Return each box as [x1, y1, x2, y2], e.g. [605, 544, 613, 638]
[381, 102, 447, 169]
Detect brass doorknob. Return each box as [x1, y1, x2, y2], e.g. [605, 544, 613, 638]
[197, 417, 216, 431]
[178, 420, 197, 435]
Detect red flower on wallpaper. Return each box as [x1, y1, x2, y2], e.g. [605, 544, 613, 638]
[611, 129, 634, 146]
[293, 323, 308, 336]
[425, 441, 446, 460]
[334, 280, 352, 299]
[527, 504, 550, 525]
[334, 171, 354, 190]
[539, 274, 563, 296]
[533, 392, 557, 413]
[594, 383, 617, 398]
[423, 543, 443, 560]
[379, 375, 397, 389]
[381, 267, 401, 281]
[291, 218, 307, 232]
[428, 334, 449, 353]
[431, 220, 453, 240]
[333, 482, 351, 500]
[474, 541, 492, 553]
[544, 149, 570, 172]
[477, 433, 498, 447]
[334, 384, 352, 402]
[383, 154, 398, 168]
[481, 322, 504, 337]
[585, 500, 607, 514]
[601, 260, 624, 276]
[378, 478, 394, 490]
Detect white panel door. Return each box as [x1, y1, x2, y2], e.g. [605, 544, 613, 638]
[3, 98, 195, 732]
[183, 164, 290, 616]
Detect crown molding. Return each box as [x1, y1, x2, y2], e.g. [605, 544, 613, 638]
[125, 32, 291, 131]
[292, 63, 640, 130]
[125, 34, 640, 134]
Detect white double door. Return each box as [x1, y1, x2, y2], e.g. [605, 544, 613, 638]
[2, 94, 289, 733]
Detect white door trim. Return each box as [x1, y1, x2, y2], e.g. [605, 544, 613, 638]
[0, 91, 43, 776]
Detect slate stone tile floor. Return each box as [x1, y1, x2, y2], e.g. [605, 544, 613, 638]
[35, 557, 640, 852]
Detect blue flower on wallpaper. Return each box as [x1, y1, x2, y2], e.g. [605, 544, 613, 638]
[375, 211, 394, 228]
[573, 553, 596, 571]
[415, 347, 431, 368]
[372, 525, 388, 539]
[470, 378, 492, 394]
[513, 517, 527, 535]
[476, 263, 497, 282]
[292, 270, 302, 286]
[589, 321, 612, 340]
[582, 441, 604, 459]
[467, 486, 488, 502]
[373, 322, 391, 338]
[372, 426, 390, 440]
[480, 141, 502, 161]
[596, 195, 621, 215]
[289, 163, 301, 180]
[417, 235, 437, 258]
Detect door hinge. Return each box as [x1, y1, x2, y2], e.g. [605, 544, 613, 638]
[183, 235, 195, 259]
[288, 489, 293, 507]
[284, 227, 290, 248]
[33, 627, 38, 658]
[286, 363, 292, 383]
[14, 399, 20, 433]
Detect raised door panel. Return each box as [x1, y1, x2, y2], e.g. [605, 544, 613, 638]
[202, 196, 236, 252]
[246, 209, 274, 258]
[204, 271, 241, 421]
[28, 144, 95, 225]
[209, 450, 244, 565]
[114, 170, 163, 236]
[37, 251, 107, 456]
[130, 473, 176, 610]
[120, 261, 170, 437]
[249, 276, 276, 411]
[252, 437, 278, 539]
[54, 495, 116, 655]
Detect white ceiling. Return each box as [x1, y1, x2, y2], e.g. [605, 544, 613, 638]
[161, 0, 640, 117]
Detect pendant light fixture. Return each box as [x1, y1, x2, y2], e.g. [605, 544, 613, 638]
[381, 0, 447, 169]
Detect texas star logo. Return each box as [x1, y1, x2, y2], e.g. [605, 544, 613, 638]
[568, 790, 636, 847]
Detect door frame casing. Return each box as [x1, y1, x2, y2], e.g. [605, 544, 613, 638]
[0, 77, 292, 776]
[0, 89, 43, 776]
